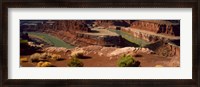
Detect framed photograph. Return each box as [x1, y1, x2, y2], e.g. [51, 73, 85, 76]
[1, 0, 199, 87]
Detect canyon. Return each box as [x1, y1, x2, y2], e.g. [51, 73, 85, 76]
[21, 20, 180, 45]
[20, 20, 180, 67]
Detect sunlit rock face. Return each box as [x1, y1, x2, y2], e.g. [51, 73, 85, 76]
[56, 20, 91, 32]
[95, 20, 180, 43]
[20, 20, 180, 48]
[130, 20, 180, 36]
[21, 20, 122, 47]
[94, 20, 132, 28]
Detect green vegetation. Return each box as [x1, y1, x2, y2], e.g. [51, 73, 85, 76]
[28, 32, 75, 49]
[70, 50, 85, 58]
[20, 39, 28, 44]
[20, 57, 28, 62]
[68, 57, 84, 67]
[28, 34, 52, 45]
[20, 38, 40, 55]
[108, 29, 150, 47]
[29, 52, 63, 62]
[117, 54, 140, 67]
[37, 61, 53, 67]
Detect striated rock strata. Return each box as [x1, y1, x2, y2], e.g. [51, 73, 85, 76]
[131, 20, 180, 36]
[27, 20, 123, 47]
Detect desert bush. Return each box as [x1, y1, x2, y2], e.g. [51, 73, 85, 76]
[37, 61, 52, 67]
[41, 62, 52, 67]
[20, 57, 28, 62]
[51, 54, 62, 61]
[29, 53, 40, 62]
[67, 57, 84, 67]
[117, 54, 140, 67]
[20, 39, 28, 44]
[36, 61, 44, 67]
[71, 50, 85, 58]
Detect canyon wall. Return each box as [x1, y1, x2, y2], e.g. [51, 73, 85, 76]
[96, 20, 180, 43]
[45, 30, 122, 47]
[120, 27, 180, 43]
[21, 20, 122, 47]
[20, 20, 180, 48]
[131, 20, 180, 36]
[145, 41, 180, 57]
[94, 20, 131, 28]
[93, 20, 180, 37]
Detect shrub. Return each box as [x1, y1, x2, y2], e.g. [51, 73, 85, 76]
[51, 54, 62, 61]
[117, 54, 140, 67]
[71, 50, 85, 58]
[37, 61, 44, 67]
[41, 62, 52, 67]
[20, 39, 28, 44]
[67, 57, 84, 67]
[29, 53, 40, 62]
[37, 61, 52, 67]
[20, 57, 28, 62]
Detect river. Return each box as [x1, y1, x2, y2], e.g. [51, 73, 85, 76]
[28, 32, 75, 49]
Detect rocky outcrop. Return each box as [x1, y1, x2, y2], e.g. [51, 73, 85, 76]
[79, 45, 154, 58]
[131, 20, 180, 36]
[145, 41, 180, 57]
[21, 20, 91, 32]
[94, 20, 180, 43]
[76, 33, 122, 46]
[43, 47, 70, 53]
[155, 43, 180, 57]
[46, 30, 122, 47]
[56, 20, 91, 32]
[120, 28, 179, 43]
[93, 20, 180, 37]
[94, 20, 131, 28]
[107, 47, 154, 57]
[36, 21, 123, 47]
[21, 20, 180, 47]
[167, 56, 180, 67]
[38, 45, 179, 67]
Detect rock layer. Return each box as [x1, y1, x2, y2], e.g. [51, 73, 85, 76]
[29, 20, 122, 47]
[145, 41, 180, 57]
[131, 20, 180, 36]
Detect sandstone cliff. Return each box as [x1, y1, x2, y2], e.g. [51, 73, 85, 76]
[33, 20, 122, 47]
[145, 41, 180, 57]
[131, 20, 180, 36]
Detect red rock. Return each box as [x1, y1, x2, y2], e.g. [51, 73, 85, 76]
[130, 20, 180, 36]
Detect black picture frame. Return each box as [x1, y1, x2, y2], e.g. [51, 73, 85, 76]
[1, 0, 199, 87]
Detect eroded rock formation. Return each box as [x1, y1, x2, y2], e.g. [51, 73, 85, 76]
[94, 20, 131, 28]
[131, 20, 180, 36]
[120, 27, 180, 43]
[21, 20, 180, 55]
[23, 20, 122, 47]
[96, 20, 180, 43]
[145, 41, 180, 57]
